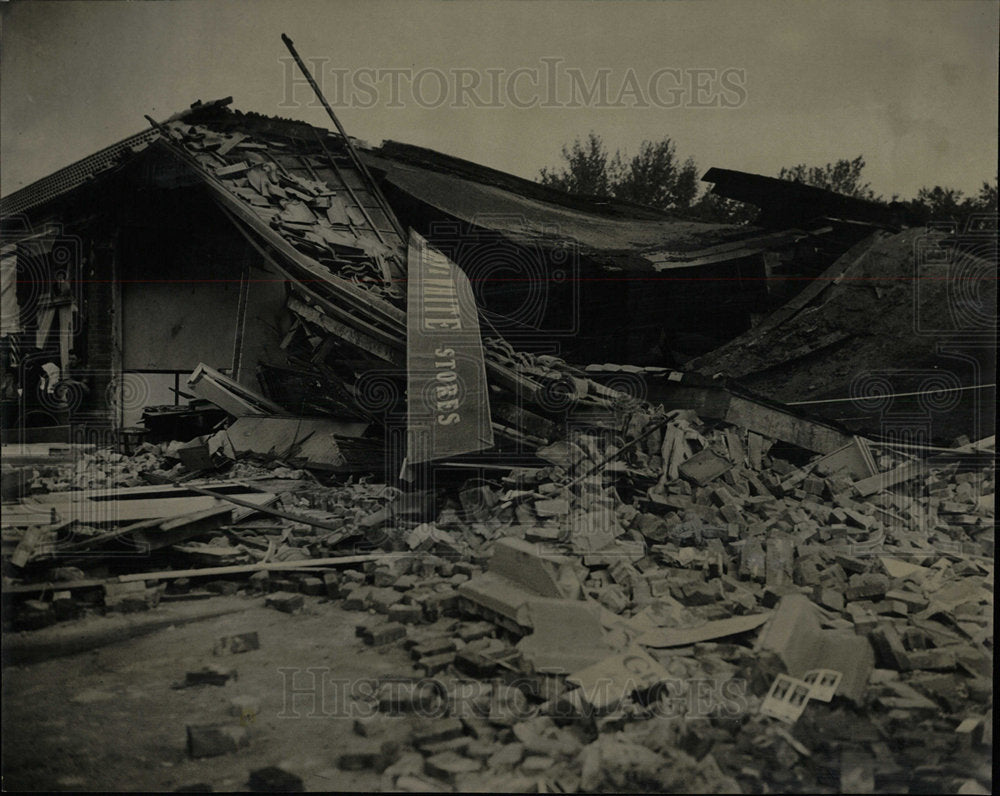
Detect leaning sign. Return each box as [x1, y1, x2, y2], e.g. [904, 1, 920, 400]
[405, 231, 493, 464]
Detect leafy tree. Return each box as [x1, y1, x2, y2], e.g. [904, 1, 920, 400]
[541, 135, 995, 229]
[689, 191, 760, 225]
[539, 133, 701, 212]
[539, 132, 616, 198]
[912, 185, 966, 222]
[905, 178, 997, 224]
[778, 155, 877, 200]
[613, 142, 699, 211]
[974, 178, 998, 214]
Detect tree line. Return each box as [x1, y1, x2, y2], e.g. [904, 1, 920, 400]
[538, 132, 998, 226]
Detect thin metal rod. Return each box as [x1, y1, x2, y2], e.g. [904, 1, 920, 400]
[281, 33, 406, 242]
[311, 127, 387, 245]
[564, 415, 673, 489]
[167, 480, 353, 534]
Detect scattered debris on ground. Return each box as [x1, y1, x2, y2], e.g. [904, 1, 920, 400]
[3, 382, 993, 792]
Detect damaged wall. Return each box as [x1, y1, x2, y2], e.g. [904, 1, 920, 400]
[2, 167, 291, 435]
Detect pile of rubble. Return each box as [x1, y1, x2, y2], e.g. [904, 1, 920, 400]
[3, 396, 993, 793]
[302, 411, 993, 793]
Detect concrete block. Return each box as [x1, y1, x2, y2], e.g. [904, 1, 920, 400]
[363, 622, 408, 646]
[378, 680, 443, 715]
[424, 751, 482, 781]
[247, 766, 304, 792]
[185, 665, 237, 686]
[679, 449, 732, 486]
[388, 603, 423, 624]
[214, 632, 260, 656]
[265, 592, 303, 614]
[419, 652, 456, 676]
[756, 593, 874, 703]
[187, 724, 249, 758]
[298, 576, 325, 596]
[342, 587, 372, 611]
[867, 623, 911, 671]
[247, 571, 270, 592]
[368, 587, 404, 614]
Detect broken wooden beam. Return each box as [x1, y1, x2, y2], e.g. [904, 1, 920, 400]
[187, 362, 286, 416]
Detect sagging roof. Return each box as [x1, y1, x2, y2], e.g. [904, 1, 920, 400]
[2, 100, 409, 338]
[3, 101, 818, 277]
[362, 141, 814, 272]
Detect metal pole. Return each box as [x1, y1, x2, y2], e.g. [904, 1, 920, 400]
[281, 33, 407, 242]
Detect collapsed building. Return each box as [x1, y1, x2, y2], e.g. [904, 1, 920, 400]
[0, 97, 901, 445]
[0, 95, 994, 794]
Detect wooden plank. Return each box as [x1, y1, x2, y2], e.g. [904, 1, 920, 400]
[483, 359, 547, 406]
[187, 362, 285, 416]
[3, 578, 108, 595]
[110, 233, 124, 429]
[27, 480, 276, 502]
[287, 296, 402, 365]
[57, 514, 180, 552]
[854, 435, 994, 496]
[754, 231, 886, 333]
[221, 211, 406, 354]
[811, 436, 878, 480]
[5, 485, 275, 527]
[639, 612, 772, 648]
[724, 394, 853, 454]
[28, 500, 258, 557]
[747, 432, 767, 470]
[156, 481, 358, 533]
[1, 504, 58, 528]
[1, 442, 97, 466]
[646, 229, 807, 270]
[116, 554, 388, 583]
[725, 427, 746, 467]
[490, 401, 557, 443]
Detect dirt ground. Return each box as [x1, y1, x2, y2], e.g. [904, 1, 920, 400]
[2, 596, 424, 792]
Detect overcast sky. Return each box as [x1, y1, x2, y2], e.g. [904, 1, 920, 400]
[2, 0, 997, 201]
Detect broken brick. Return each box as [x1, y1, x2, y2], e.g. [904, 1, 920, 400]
[247, 766, 304, 792]
[378, 681, 443, 715]
[363, 622, 408, 646]
[424, 750, 482, 781]
[265, 592, 304, 614]
[388, 603, 422, 624]
[298, 576, 325, 596]
[214, 632, 260, 656]
[412, 717, 466, 747]
[411, 638, 457, 660]
[418, 652, 456, 676]
[185, 665, 237, 687]
[187, 724, 249, 758]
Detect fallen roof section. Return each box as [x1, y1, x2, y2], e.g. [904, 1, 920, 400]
[702, 166, 913, 229]
[363, 143, 813, 272]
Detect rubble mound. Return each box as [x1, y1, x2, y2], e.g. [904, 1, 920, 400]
[4, 403, 993, 793]
[690, 228, 997, 435]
